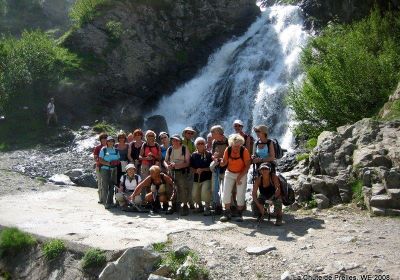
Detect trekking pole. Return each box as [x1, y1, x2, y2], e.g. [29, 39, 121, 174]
[212, 166, 220, 223]
[172, 169, 179, 217]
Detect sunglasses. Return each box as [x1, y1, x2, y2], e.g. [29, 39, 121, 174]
[147, 135, 155, 138]
[254, 130, 261, 133]
[186, 132, 194, 135]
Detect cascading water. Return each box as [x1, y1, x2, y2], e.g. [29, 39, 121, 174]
[150, 4, 309, 150]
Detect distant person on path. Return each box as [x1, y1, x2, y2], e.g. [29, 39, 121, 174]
[251, 162, 283, 226]
[93, 133, 108, 204]
[46, 97, 57, 126]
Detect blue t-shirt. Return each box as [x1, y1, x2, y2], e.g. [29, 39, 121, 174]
[99, 147, 120, 170]
[160, 145, 171, 161]
[256, 144, 269, 159]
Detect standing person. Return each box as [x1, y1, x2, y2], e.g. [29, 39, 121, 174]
[115, 164, 142, 210]
[190, 137, 213, 215]
[139, 130, 161, 179]
[210, 125, 228, 215]
[218, 134, 251, 222]
[164, 134, 191, 216]
[115, 132, 129, 186]
[93, 133, 108, 204]
[98, 136, 120, 209]
[252, 125, 276, 173]
[206, 133, 213, 152]
[159, 132, 170, 173]
[251, 162, 283, 225]
[127, 133, 134, 143]
[233, 119, 254, 154]
[128, 129, 144, 174]
[181, 127, 196, 209]
[46, 97, 58, 126]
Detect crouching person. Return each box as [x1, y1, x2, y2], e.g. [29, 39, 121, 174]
[115, 164, 142, 210]
[128, 165, 174, 214]
[251, 163, 283, 226]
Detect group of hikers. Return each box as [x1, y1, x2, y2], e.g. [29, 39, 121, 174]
[93, 120, 284, 225]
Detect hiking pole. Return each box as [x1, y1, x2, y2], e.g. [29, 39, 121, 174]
[212, 166, 220, 223]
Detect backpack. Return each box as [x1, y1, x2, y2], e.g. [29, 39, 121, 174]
[277, 173, 295, 206]
[99, 147, 119, 168]
[227, 146, 244, 161]
[122, 174, 139, 192]
[166, 145, 186, 161]
[255, 139, 284, 159]
[212, 138, 228, 154]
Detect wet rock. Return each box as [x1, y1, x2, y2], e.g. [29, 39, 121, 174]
[70, 173, 97, 188]
[145, 115, 169, 137]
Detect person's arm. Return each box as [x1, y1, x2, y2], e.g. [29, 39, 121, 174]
[219, 148, 228, 167]
[264, 141, 276, 162]
[127, 143, 133, 162]
[129, 176, 150, 199]
[252, 178, 265, 215]
[237, 149, 251, 183]
[272, 174, 281, 198]
[98, 149, 111, 167]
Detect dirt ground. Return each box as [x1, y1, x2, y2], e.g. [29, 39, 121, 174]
[0, 151, 400, 280]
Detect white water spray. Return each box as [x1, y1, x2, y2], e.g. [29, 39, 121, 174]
[151, 5, 309, 150]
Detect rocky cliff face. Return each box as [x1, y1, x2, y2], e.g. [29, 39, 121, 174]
[61, 0, 259, 127]
[285, 115, 400, 216]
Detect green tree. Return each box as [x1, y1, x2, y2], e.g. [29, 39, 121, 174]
[288, 9, 400, 138]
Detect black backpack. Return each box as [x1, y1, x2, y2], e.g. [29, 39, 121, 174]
[255, 139, 284, 159]
[121, 174, 139, 192]
[277, 173, 295, 206]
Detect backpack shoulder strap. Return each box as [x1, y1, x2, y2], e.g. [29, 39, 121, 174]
[182, 145, 186, 157]
[166, 146, 172, 161]
[122, 174, 127, 191]
[240, 146, 244, 160]
[227, 146, 232, 158]
[134, 174, 139, 186]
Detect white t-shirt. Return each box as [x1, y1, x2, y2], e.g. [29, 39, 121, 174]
[120, 175, 141, 191]
[47, 102, 55, 114]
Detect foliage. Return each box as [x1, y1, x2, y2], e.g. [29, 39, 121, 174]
[43, 239, 66, 260]
[287, 9, 400, 138]
[81, 248, 106, 270]
[106, 20, 123, 41]
[306, 138, 317, 150]
[159, 249, 208, 279]
[0, 228, 36, 257]
[351, 179, 364, 206]
[295, 153, 309, 162]
[70, 0, 109, 27]
[92, 121, 118, 135]
[153, 241, 169, 252]
[381, 100, 400, 121]
[306, 195, 317, 209]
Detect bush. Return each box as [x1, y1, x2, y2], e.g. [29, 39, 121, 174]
[92, 121, 118, 135]
[351, 179, 364, 206]
[43, 239, 66, 260]
[0, 228, 36, 256]
[81, 248, 106, 270]
[306, 138, 317, 150]
[70, 0, 109, 26]
[382, 100, 400, 121]
[105, 20, 123, 41]
[287, 9, 400, 138]
[295, 153, 309, 162]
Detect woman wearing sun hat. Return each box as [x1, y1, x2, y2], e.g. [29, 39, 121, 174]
[252, 124, 276, 174]
[251, 162, 283, 226]
[115, 163, 142, 210]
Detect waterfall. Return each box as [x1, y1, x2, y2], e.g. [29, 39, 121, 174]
[150, 5, 309, 150]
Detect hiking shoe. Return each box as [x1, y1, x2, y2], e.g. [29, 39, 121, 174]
[203, 207, 212, 216]
[235, 211, 243, 222]
[214, 205, 223, 215]
[162, 203, 169, 212]
[189, 202, 196, 210]
[180, 205, 189, 216]
[194, 207, 204, 214]
[220, 210, 231, 222]
[166, 203, 177, 215]
[275, 216, 283, 226]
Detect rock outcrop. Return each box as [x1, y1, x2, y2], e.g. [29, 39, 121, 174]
[61, 0, 260, 127]
[285, 118, 400, 215]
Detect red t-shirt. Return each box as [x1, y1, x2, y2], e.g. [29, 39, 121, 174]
[93, 144, 104, 167]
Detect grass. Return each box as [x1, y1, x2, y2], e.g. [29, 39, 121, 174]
[0, 228, 36, 257]
[306, 138, 317, 150]
[306, 195, 318, 209]
[153, 241, 170, 252]
[351, 179, 364, 206]
[382, 99, 400, 121]
[81, 248, 106, 270]
[43, 239, 66, 260]
[296, 153, 309, 162]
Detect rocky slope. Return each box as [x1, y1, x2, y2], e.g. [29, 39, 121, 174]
[284, 89, 400, 216]
[60, 0, 260, 127]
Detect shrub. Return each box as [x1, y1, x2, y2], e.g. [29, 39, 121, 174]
[81, 248, 106, 270]
[306, 195, 317, 209]
[306, 138, 317, 150]
[295, 153, 309, 162]
[153, 241, 168, 252]
[287, 9, 400, 138]
[0, 228, 36, 256]
[382, 100, 400, 121]
[351, 179, 364, 206]
[43, 239, 66, 260]
[69, 0, 108, 26]
[106, 20, 123, 41]
[92, 121, 117, 135]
